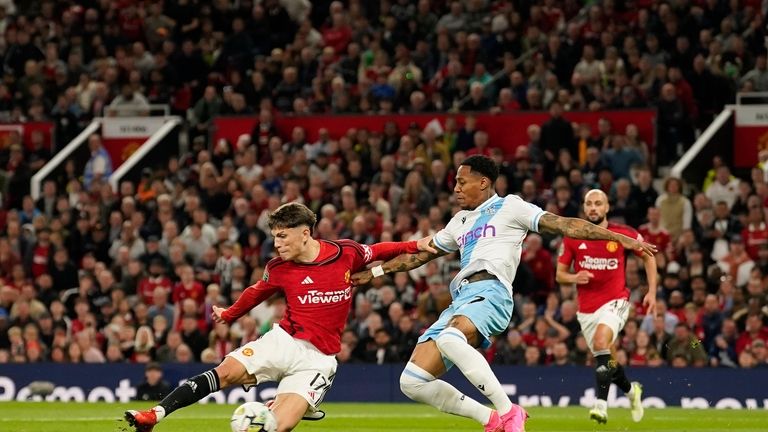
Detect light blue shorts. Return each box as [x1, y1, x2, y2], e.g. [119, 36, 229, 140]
[418, 279, 513, 352]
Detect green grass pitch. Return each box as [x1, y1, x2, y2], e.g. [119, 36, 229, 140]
[1, 402, 767, 432]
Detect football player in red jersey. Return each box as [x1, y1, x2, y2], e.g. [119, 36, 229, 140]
[125, 202, 434, 432]
[557, 189, 658, 425]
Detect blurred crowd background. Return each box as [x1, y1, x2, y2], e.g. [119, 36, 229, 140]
[0, 0, 767, 371]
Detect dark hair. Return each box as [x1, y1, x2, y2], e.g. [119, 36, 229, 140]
[460, 155, 499, 183]
[268, 202, 317, 230]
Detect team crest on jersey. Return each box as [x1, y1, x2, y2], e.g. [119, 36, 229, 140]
[344, 270, 351, 283]
[242, 348, 253, 357]
[262, 270, 270, 282]
[606, 241, 619, 252]
[483, 206, 497, 216]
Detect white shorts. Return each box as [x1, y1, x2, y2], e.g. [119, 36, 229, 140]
[227, 324, 337, 410]
[577, 299, 630, 354]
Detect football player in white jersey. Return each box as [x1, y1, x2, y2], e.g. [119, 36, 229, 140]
[353, 155, 656, 432]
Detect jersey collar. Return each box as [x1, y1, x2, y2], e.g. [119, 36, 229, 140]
[476, 194, 500, 211]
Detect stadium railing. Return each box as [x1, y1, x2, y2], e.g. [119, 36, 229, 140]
[30, 120, 100, 201]
[108, 116, 183, 191]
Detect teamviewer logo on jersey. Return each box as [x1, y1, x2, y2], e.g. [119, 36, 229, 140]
[301, 276, 315, 285]
[298, 287, 352, 304]
[579, 256, 619, 270]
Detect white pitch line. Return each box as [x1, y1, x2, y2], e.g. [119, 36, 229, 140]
[2, 411, 766, 423]
[0, 413, 448, 422]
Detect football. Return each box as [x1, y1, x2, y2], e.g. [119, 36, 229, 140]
[230, 402, 278, 432]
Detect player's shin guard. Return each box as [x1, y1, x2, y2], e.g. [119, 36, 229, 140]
[158, 369, 221, 417]
[435, 327, 514, 415]
[400, 362, 492, 425]
[611, 363, 632, 393]
[594, 351, 613, 401]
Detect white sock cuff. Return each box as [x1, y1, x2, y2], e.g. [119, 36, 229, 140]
[153, 406, 166, 421]
[437, 327, 467, 343]
[402, 362, 436, 382]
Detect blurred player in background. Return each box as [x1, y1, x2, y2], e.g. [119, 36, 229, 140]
[125, 202, 433, 432]
[134, 362, 171, 402]
[557, 189, 658, 424]
[353, 156, 656, 432]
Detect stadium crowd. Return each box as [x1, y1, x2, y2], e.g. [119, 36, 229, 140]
[0, 0, 767, 372]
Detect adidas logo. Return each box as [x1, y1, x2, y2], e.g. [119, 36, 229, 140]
[301, 276, 314, 285]
[579, 243, 588, 250]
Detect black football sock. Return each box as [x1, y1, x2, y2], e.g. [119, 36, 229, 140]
[159, 370, 221, 416]
[594, 352, 612, 401]
[611, 363, 632, 393]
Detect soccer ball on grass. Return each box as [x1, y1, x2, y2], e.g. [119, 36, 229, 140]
[230, 401, 278, 432]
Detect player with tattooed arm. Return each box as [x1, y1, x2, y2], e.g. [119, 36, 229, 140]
[352, 155, 656, 432]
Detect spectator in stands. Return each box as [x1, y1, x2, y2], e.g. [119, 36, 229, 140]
[737, 313, 768, 352]
[740, 52, 768, 91]
[602, 135, 643, 180]
[540, 101, 574, 177]
[717, 236, 754, 287]
[191, 87, 223, 139]
[706, 166, 741, 210]
[494, 330, 525, 365]
[109, 82, 151, 116]
[135, 361, 172, 401]
[655, 177, 692, 240]
[666, 323, 708, 367]
[656, 82, 693, 166]
[751, 339, 768, 368]
[83, 134, 113, 191]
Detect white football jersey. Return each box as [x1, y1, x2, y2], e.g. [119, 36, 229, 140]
[432, 194, 546, 297]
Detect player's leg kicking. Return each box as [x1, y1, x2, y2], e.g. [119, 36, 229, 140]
[125, 326, 334, 432]
[399, 279, 528, 432]
[580, 301, 643, 424]
[125, 356, 256, 432]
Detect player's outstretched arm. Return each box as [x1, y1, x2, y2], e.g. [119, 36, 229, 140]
[641, 252, 659, 316]
[538, 213, 657, 257]
[351, 238, 448, 285]
[213, 281, 279, 324]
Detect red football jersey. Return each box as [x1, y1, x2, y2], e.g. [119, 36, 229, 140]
[741, 223, 768, 260]
[637, 224, 670, 255]
[138, 276, 172, 305]
[172, 281, 205, 306]
[222, 239, 418, 355]
[558, 223, 642, 313]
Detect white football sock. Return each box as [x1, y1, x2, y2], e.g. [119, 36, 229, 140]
[400, 362, 492, 424]
[435, 327, 514, 415]
[152, 406, 166, 421]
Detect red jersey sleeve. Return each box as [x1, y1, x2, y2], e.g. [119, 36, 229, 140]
[220, 280, 279, 323]
[337, 239, 419, 270]
[220, 260, 282, 323]
[557, 238, 574, 266]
